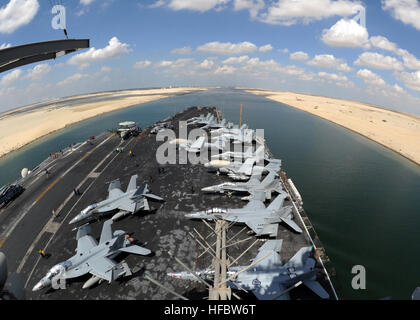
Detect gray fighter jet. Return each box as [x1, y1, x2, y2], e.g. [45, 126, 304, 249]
[200, 118, 228, 130]
[33, 220, 151, 291]
[201, 171, 283, 200]
[186, 192, 302, 237]
[170, 136, 228, 153]
[210, 126, 255, 144]
[150, 121, 173, 134]
[187, 113, 229, 129]
[186, 113, 214, 126]
[211, 145, 268, 162]
[205, 157, 281, 181]
[70, 175, 163, 224]
[168, 240, 330, 300]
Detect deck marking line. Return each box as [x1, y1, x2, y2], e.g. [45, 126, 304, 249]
[22, 137, 133, 287]
[0, 236, 7, 249]
[0, 133, 116, 249]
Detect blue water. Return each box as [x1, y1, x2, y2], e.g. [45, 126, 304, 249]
[1, 88, 419, 299]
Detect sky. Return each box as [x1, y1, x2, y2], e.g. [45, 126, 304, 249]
[1, 0, 420, 115]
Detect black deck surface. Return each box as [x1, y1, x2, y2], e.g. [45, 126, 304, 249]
[0, 106, 336, 300]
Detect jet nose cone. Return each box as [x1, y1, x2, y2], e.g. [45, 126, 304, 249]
[167, 272, 181, 279]
[69, 214, 84, 224]
[185, 212, 203, 219]
[185, 213, 199, 219]
[32, 281, 44, 292]
[69, 216, 78, 224]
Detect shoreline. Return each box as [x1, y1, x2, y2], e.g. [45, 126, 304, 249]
[243, 88, 420, 167]
[0, 87, 210, 161]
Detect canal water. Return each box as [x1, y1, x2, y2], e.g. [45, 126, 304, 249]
[1, 88, 419, 299]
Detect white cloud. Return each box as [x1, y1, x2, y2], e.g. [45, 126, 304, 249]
[382, 0, 420, 31]
[0, 43, 11, 49]
[222, 55, 250, 64]
[282, 65, 306, 76]
[1, 69, 22, 86]
[149, 0, 166, 8]
[397, 70, 420, 92]
[392, 83, 406, 94]
[0, 0, 39, 34]
[57, 73, 87, 87]
[354, 52, 404, 71]
[167, 0, 229, 12]
[318, 71, 348, 82]
[322, 18, 370, 48]
[369, 35, 420, 70]
[336, 80, 355, 88]
[233, 0, 265, 19]
[134, 60, 152, 69]
[171, 46, 193, 55]
[278, 48, 289, 53]
[215, 65, 236, 74]
[397, 49, 420, 70]
[369, 35, 398, 53]
[25, 64, 51, 80]
[155, 60, 173, 68]
[80, 0, 96, 5]
[357, 69, 386, 87]
[67, 37, 131, 68]
[289, 51, 309, 61]
[196, 41, 258, 55]
[307, 54, 351, 72]
[199, 59, 215, 69]
[155, 58, 194, 69]
[259, 44, 273, 52]
[259, 0, 361, 25]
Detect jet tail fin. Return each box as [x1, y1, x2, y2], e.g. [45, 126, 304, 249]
[260, 171, 276, 188]
[76, 223, 92, 240]
[264, 159, 282, 173]
[99, 220, 113, 244]
[303, 280, 330, 299]
[126, 175, 138, 192]
[280, 217, 303, 233]
[143, 198, 150, 211]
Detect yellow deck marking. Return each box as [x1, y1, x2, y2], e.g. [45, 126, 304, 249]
[34, 177, 62, 203]
[0, 236, 7, 248]
[33, 133, 116, 204]
[0, 133, 117, 252]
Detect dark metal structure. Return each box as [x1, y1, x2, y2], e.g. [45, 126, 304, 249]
[0, 39, 90, 74]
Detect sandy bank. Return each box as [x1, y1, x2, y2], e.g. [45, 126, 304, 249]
[0, 87, 209, 159]
[244, 89, 420, 166]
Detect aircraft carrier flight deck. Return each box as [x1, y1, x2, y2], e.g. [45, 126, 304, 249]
[0, 106, 338, 300]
